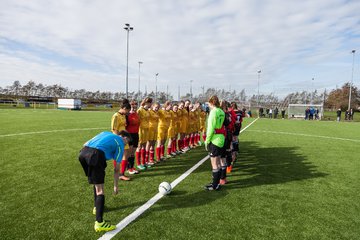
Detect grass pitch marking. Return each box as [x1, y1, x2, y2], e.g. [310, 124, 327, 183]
[98, 117, 259, 240]
[246, 129, 360, 143]
[0, 128, 105, 138]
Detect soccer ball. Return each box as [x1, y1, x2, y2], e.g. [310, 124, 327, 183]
[158, 182, 172, 195]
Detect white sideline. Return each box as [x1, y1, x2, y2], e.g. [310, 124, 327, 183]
[0, 127, 105, 138]
[98, 117, 259, 240]
[247, 129, 360, 143]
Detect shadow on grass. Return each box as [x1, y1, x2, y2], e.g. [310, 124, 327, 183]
[149, 140, 328, 212]
[226, 141, 328, 189]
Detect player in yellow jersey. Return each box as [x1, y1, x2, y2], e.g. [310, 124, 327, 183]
[111, 99, 131, 181]
[156, 101, 172, 161]
[182, 100, 190, 152]
[175, 104, 182, 154]
[167, 103, 179, 157]
[148, 103, 160, 164]
[136, 97, 152, 170]
[193, 102, 201, 146]
[188, 103, 197, 148]
[199, 104, 208, 143]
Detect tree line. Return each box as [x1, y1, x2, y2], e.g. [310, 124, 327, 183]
[0, 80, 359, 110]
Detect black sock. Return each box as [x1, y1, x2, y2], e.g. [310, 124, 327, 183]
[226, 152, 232, 166]
[212, 169, 220, 187]
[220, 166, 227, 179]
[95, 195, 105, 223]
[128, 156, 135, 169]
[93, 186, 97, 207]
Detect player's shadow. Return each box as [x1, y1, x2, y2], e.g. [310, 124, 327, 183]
[225, 141, 328, 189]
[151, 140, 327, 212]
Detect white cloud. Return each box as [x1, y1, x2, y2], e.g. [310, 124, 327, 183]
[0, 0, 359, 98]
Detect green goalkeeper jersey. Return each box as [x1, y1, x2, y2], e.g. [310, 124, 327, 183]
[205, 107, 225, 148]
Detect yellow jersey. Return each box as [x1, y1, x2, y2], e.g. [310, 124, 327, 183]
[149, 110, 159, 130]
[111, 112, 126, 133]
[137, 107, 150, 129]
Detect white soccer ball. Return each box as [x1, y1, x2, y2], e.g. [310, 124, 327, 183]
[158, 182, 172, 195]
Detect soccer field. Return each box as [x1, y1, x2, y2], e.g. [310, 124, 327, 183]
[0, 109, 359, 240]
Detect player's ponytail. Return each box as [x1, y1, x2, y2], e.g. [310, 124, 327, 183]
[208, 95, 220, 108]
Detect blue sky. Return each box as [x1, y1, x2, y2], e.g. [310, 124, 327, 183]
[0, 0, 359, 98]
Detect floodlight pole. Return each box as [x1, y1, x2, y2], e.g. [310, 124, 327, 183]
[257, 70, 261, 107]
[311, 77, 314, 104]
[348, 50, 356, 111]
[155, 73, 159, 102]
[190, 80, 193, 100]
[124, 23, 134, 99]
[138, 61, 143, 102]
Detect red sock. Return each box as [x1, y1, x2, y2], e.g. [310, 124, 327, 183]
[172, 140, 176, 152]
[167, 146, 171, 155]
[113, 160, 116, 168]
[178, 139, 182, 149]
[203, 134, 206, 141]
[161, 145, 165, 157]
[190, 135, 194, 145]
[141, 148, 146, 165]
[120, 159, 127, 175]
[145, 151, 149, 163]
[150, 150, 154, 162]
[156, 147, 161, 160]
[136, 151, 141, 166]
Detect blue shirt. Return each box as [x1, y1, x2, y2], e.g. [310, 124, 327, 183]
[84, 131, 124, 163]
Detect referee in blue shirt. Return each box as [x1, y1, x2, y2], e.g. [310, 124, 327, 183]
[79, 130, 131, 232]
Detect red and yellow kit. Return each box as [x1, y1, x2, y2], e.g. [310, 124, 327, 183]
[111, 111, 129, 149]
[188, 110, 196, 133]
[167, 110, 177, 139]
[180, 108, 188, 133]
[137, 107, 150, 143]
[157, 109, 171, 141]
[148, 109, 159, 141]
[111, 112, 126, 133]
[199, 110, 207, 132]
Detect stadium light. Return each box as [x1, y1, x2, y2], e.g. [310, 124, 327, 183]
[348, 50, 356, 111]
[190, 80, 193, 100]
[124, 23, 134, 99]
[257, 70, 261, 107]
[311, 77, 314, 104]
[155, 73, 159, 102]
[138, 61, 143, 102]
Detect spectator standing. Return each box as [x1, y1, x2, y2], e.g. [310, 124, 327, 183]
[345, 109, 349, 120]
[274, 107, 279, 119]
[281, 108, 286, 119]
[336, 108, 341, 122]
[349, 108, 354, 120]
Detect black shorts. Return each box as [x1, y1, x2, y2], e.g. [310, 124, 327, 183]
[233, 123, 241, 136]
[78, 146, 107, 184]
[208, 142, 224, 157]
[129, 133, 139, 148]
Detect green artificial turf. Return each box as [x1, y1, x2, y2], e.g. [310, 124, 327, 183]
[0, 109, 359, 240]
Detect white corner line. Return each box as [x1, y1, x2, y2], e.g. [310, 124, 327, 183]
[98, 117, 259, 240]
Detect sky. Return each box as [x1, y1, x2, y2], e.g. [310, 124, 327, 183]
[0, 0, 359, 99]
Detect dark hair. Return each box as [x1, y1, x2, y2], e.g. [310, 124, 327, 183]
[141, 97, 153, 107]
[118, 130, 132, 141]
[120, 99, 131, 110]
[208, 95, 220, 108]
[231, 102, 238, 110]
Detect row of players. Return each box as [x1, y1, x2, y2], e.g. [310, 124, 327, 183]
[111, 97, 244, 182]
[79, 96, 245, 232]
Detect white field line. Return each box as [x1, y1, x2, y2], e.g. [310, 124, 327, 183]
[98, 117, 259, 240]
[0, 128, 105, 138]
[246, 129, 360, 143]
